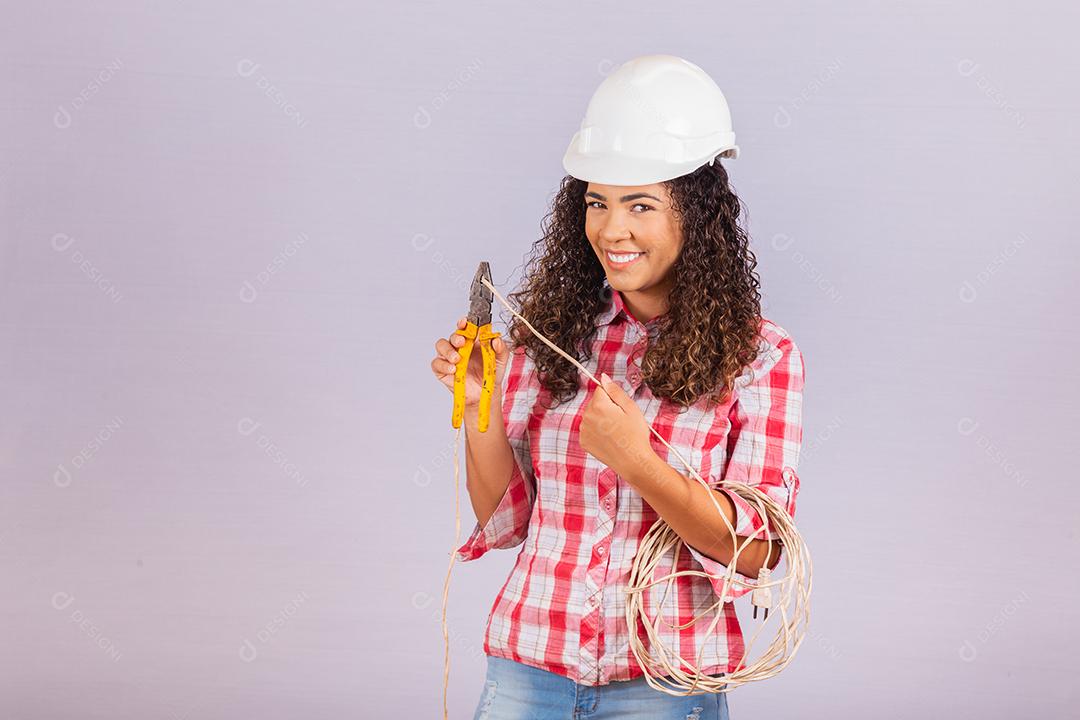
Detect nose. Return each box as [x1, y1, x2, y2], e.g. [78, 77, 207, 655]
[598, 211, 632, 244]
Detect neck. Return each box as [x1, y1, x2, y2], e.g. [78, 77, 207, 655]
[620, 282, 671, 324]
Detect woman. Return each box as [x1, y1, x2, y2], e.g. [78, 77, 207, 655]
[430, 55, 804, 720]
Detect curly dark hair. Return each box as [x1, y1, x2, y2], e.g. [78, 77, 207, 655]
[505, 159, 764, 410]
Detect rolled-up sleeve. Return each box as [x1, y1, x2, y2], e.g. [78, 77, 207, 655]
[455, 344, 539, 562]
[685, 328, 805, 601]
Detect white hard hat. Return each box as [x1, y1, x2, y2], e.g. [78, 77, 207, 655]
[562, 55, 739, 186]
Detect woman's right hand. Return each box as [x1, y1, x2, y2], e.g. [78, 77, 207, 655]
[431, 316, 511, 408]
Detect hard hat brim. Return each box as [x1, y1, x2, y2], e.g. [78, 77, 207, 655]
[562, 145, 738, 186]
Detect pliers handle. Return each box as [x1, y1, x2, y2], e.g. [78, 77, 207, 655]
[451, 320, 501, 432]
[452, 261, 501, 432]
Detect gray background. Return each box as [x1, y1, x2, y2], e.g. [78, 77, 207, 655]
[2, 1, 1077, 718]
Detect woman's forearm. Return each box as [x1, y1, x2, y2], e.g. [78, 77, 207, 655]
[622, 450, 782, 578]
[462, 401, 516, 528]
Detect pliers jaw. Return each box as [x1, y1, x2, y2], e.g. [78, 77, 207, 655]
[466, 262, 494, 328]
[451, 262, 501, 432]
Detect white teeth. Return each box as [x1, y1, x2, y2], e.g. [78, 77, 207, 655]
[607, 251, 643, 263]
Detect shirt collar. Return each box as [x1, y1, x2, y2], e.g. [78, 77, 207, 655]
[596, 282, 620, 326]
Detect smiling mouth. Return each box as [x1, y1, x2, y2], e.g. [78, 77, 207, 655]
[606, 250, 645, 267]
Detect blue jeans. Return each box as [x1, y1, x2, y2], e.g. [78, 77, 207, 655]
[473, 655, 731, 719]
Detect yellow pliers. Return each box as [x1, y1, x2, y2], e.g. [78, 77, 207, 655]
[452, 261, 502, 433]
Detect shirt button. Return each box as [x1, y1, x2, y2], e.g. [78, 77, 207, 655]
[596, 546, 606, 556]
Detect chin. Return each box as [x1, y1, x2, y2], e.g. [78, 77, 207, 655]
[607, 276, 643, 292]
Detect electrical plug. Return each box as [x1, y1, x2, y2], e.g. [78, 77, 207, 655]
[751, 567, 771, 620]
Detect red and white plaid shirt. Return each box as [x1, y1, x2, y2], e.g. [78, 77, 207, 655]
[456, 283, 805, 686]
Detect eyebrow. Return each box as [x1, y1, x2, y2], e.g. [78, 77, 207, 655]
[585, 191, 662, 203]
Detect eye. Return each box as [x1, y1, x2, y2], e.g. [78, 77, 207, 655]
[586, 200, 605, 210]
[631, 203, 653, 213]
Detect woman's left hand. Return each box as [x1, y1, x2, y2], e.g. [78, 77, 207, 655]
[579, 372, 655, 478]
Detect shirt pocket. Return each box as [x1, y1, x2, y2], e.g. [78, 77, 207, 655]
[527, 386, 591, 501]
[647, 396, 726, 482]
